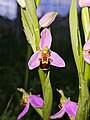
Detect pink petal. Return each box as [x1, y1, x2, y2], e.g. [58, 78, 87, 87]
[40, 28, 52, 50]
[50, 108, 65, 119]
[17, 102, 29, 119]
[29, 95, 43, 108]
[83, 51, 90, 64]
[79, 0, 90, 7]
[39, 12, 58, 28]
[64, 100, 78, 119]
[28, 51, 41, 70]
[83, 40, 90, 50]
[50, 51, 65, 67]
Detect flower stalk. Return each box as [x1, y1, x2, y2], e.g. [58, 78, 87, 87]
[81, 5, 90, 87]
[69, 0, 90, 119]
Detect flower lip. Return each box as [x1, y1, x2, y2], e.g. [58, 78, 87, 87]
[20, 97, 28, 106]
[39, 46, 51, 70]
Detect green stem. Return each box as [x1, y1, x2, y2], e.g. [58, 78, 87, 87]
[82, 7, 90, 41]
[69, 117, 74, 120]
[43, 72, 52, 120]
[24, 45, 32, 89]
[84, 63, 90, 87]
[38, 68, 46, 95]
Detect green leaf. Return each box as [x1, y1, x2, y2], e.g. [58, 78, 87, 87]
[33, 107, 43, 118]
[34, 0, 40, 7]
[69, 0, 90, 120]
[43, 72, 52, 120]
[69, 116, 74, 120]
[21, 8, 36, 52]
[82, 7, 90, 41]
[76, 73, 90, 120]
[24, 45, 32, 89]
[25, 0, 40, 50]
[2, 95, 13, 120]
[21, 0, 40, 52]
[38, 68, 46, 94]
[69, 0, 83, 72]
[84, 62, 90, 86]
[81, 7, 90, 87]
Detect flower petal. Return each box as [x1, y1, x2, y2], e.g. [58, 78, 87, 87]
[17, 0, 26, 8]
[50, 51, 65, 67]
[83, 40, 90, 50]
[83, 51, 90, 64]
[64, 100, 78, 119]
[40, 28, 52, 50]
[17, 102, 29, 119]
[79, 0, 90, 7]
[29, 95, 43, 108]
[39, 12, 58, 28]
[50, 108, 65, 119]
[28, 51, 41, 70]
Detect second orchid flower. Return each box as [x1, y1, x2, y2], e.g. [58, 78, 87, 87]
[50, 89, 78, 119]
[17, 88, 43, 120]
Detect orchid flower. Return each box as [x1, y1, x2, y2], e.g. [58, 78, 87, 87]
[39, 12, 58, 28]
[28, 28, 65, 70]
[83, 39, 90, 64]
[50, 90, 78, 119]
[79, 0, 90, 7]
[17, 88, 43, 120]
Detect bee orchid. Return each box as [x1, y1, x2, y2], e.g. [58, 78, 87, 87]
[50, 90, 78, 119]
[28, 28, 65, 70]
[17, 88, 43, 120]
[79, 0, 90, 7]
[83, 39, 90, 64]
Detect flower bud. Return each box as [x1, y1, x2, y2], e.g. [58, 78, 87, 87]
[39, 12, 58, 28]
[17, 0, 26, 8]
[79, 0, 90, 7]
